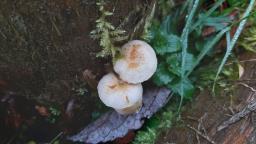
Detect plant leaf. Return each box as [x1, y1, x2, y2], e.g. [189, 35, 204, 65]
[166, 53, 196, 76]
[166, 54, 181, 76]
[191, 0, 226, 31]
[186, 26, 230, 76]
[152, 32, 181, 55]
[213, 0, 256, 92]
[178, 0, 200, 110]
[168, 78, 195, 99]
[198, 14, 231, 31]
[152, 63, 174, 86]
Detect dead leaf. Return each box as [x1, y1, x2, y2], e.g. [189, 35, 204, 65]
[68, 87, 172, 144]
[35, 105, 50, 117]
[114, 131, 135, 144]
[237, 63, 244, 79]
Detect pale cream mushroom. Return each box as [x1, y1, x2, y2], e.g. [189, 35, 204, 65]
[97, 73, 143, 115]
[114, 40, 157, 84]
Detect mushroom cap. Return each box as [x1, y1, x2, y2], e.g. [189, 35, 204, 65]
[114, 40, 157, 84]
[97, 73, 143, 110]
[115, 100, 142, 115]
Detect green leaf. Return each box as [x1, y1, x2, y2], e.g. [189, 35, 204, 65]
[179, 0, 199, 108]
[152, 32, 181, 55]
[152, 63, 174, 86]
[213, 0, 256, 92]
[160, 12, 180, 35]
[166, 52, 196, 76]
[168, 78, 195, 99]
[227, 0, 246, 7]
[166, 53, 181, 76]
[191, 0, 226, 31]
[186, 27, 230, 76]
[198, 14, 231, 31]
[146, 117, 160, 129]
[184, 53, 196, 72]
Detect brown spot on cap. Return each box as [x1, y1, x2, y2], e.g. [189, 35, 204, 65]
[108, 82, 129, 91]
[108, 84, 117, 89]
[125, 96, 130, 103]
[128, 44, 142, 69]
[128, 62, 139, 69]
[129, 44, 140, 60]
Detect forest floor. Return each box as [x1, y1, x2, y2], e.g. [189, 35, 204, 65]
[0, 0, 255, 144]
[157, 52, 256, 144]
[0, 0, 153, 143]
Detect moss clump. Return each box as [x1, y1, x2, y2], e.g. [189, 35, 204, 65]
[90, 0, 127, 61]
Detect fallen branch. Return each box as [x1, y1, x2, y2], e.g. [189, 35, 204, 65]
[68, 87, 172, 144]
[217, 83, 256, 131]
[217, 99, 256, 131]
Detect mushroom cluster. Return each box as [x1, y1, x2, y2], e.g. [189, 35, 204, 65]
[97, 40, 157, 115]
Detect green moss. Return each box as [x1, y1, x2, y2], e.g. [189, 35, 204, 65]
[239, 26, 256, 53]
[133, 100, 177, 144]
[91, 0, 127, 61]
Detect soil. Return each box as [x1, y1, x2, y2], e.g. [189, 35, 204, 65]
[1, 0, 255, 144]
[0, 0, 152, 143]
[156, 53, 256, 144]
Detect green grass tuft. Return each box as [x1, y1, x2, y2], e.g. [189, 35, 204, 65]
[213, 0, 256, 92]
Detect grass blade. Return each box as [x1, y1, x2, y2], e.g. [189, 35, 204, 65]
[226, 31, 231, 48]
[191, 0, 226, 31]
[179, 0, 200, 111]
[186, 26, 230, 77]
[213, 0, 256, 92]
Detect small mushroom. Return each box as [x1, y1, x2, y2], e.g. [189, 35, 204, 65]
[97, 73, 143, 115]
[114, 40, 157, 84]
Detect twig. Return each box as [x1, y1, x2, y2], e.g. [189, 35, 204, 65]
[228, 106, 235, 115]
[225, 58, 256, 66]
[198, 114, 208, 136]
[50, 17, 62, 36]
[196, 121, 201, 144]
[237, 82, 256, 92]
[187, 124, 216, 144]
[186, 116, 198, 121]
[192, 113, 208, 144]
[0, 29, 7, 39]
[217, 99, 256, 131]
[130, 1, 156, 40]
[116, 7, 139, 29]
[196, 130, 200, 144]
[49, 132, 63, 144]
[217, 83, 256, 131]
[236, 79, 256, 82]
[6, 134, 17, 144]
